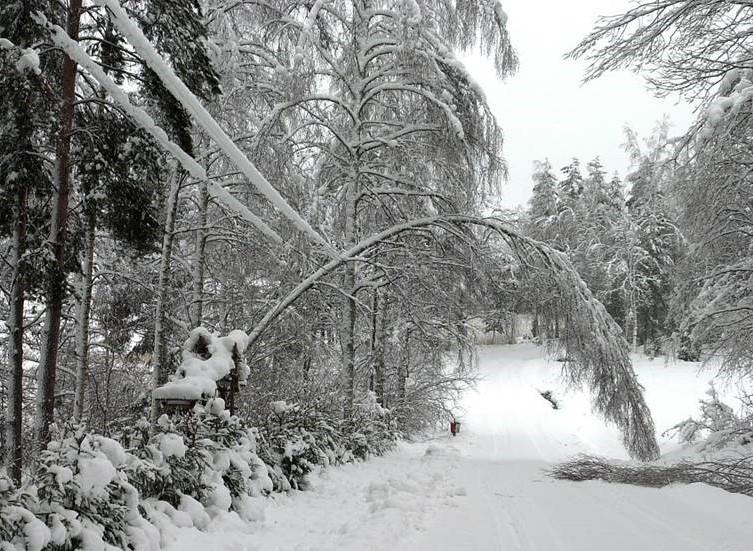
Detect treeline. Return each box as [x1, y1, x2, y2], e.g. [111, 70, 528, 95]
[527, 0, 753, 388]
[523, 124, 681, 356]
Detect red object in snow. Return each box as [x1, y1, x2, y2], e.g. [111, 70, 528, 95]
[450, 421, 457, 436]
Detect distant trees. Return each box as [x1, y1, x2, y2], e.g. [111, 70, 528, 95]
[570, 0, 753, 376]
[523, 124, 681, 353]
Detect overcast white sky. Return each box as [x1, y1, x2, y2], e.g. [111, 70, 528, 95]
[463, 0, 696, 209]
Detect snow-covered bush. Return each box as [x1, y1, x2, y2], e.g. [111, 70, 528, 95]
[260, 395, 398, 490]
[342, 392, 400, 460]
[124, 401, 273, 516]
[0, 380, 398, 550]
[0, 474, 46, 551]
[262, 401, 347, 490]
[664, 384, 753, 451]
[0, 425, 160, 551]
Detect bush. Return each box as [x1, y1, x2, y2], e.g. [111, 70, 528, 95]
[1, 425, 159, 551]
[0, 394, 399, 550]
[663, 383, 753, 451]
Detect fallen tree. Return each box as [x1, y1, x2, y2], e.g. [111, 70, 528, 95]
[549, 454, 753, 497]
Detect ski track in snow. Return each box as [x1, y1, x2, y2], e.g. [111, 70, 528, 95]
[168, 344, 753, 550]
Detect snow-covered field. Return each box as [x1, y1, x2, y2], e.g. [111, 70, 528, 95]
[167, 344, 753, 550]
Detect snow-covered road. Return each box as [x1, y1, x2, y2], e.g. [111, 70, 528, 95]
[169, 344, 753, 550]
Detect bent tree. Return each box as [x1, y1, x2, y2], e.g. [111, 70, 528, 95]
[245, 215, 661, 462]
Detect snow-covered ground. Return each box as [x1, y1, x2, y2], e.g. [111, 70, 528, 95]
[168, 344, 753, 550]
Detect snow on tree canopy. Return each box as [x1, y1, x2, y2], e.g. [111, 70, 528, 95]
[153, 328, 250, 401]
[15, 48, 40, 75]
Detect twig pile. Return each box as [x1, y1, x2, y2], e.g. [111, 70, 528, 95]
[548, 454, 753, 497]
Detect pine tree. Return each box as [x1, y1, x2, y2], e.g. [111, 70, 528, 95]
[559, 158, 584, 206]
[624, 125, 679, 353]
[528, 159, 558, 243]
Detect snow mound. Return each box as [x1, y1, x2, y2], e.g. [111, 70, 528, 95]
[16, 48, 40, 75]
[424, 444, 462, 457]
[153, 328, 249, 402]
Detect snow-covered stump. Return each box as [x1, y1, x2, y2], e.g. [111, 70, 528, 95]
[153, 328, 250, 416]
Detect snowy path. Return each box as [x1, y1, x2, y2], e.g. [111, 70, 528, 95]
[170, 345, 753, 550]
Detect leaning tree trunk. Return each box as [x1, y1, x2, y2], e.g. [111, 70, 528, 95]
[189, 181, 209, 328]
[242, 214, 660, 461]
[35, 0, 82, 450]
[73, 186, 96, 422]
[5, 186, 27, 484]
[150, 168, 182, 425]
[631, 301, 639, 353]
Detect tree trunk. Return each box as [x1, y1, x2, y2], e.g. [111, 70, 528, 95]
[342, 176, 358, 417]
[631, 296, 639, 353]
[73, 188, 96, 422]
[35, 0, 82, 450]
[190, 182, 208, 328]
[5, 186, 27, 484]
[398, 329, 409, 402]
[150, 167, 182, 425]
[373, 290, 386, 406]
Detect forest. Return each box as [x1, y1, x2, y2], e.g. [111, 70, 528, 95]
[0, 0, 752, 550]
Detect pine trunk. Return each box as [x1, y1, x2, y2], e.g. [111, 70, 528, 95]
[5, 186, 27, 484]
[35, 0, 82, 450]
[150, 168, 182, 424]
[73, 191, 96, 422]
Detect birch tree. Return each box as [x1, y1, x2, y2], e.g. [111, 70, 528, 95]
[236, 0, 517, 414]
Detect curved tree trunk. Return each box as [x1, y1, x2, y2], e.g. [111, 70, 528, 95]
[244, 214, 661, 461]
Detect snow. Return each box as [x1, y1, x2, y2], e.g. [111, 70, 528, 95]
[15, 48, 40, 75]
[83, 434, 128, 467]
[153, 328, 250, 401]
[48, 465, 73, 487]
[158, 433, 187, 459]
[179, 495, 211, 530]
[22, 515, 50, 551]
[270, 400, 295, 416]
[75, 453, 117, 498]
[159, 344, 753, 550]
